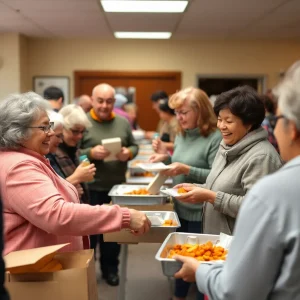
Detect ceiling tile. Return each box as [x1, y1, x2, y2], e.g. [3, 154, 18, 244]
[106, 13, 180, 32]
[176, 0, 287, 36]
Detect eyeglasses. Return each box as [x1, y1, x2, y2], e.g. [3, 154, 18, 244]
[272, 115, 286, 128]
[55, 133, 64, 140]
[69, 129, 88, 136]
[174, 110, 192, 117]
[28, 122, 54, 133]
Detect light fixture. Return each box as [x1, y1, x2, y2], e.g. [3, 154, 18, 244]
[114, 32, 172, 39]
[101, 1, 188, 13]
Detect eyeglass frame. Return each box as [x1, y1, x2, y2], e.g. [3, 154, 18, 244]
[272, 114, 286, 128]
[27, 122, 54, 133]
[174, 109, 192, 117]
[55, 133, 64, 140]
[68, 128, 88, 136]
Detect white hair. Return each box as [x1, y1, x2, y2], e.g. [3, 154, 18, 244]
[59, 104, 92, 129]
[47, 110, 64, 129]
[273, 60, 300, 130]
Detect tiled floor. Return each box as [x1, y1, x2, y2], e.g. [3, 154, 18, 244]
[96, 243, 197, 300]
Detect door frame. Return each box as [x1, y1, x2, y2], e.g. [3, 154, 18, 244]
[74, 71, 181, 97]
[196, 73, 267, 94]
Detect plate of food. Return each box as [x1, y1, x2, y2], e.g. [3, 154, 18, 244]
[137, 162, 172, 172]
[160, 187, 188, 197]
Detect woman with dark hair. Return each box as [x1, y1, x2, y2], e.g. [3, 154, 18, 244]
[157, 98, 178, 151]
[174, 86, 282, 236]
[173, 61, 300, 300]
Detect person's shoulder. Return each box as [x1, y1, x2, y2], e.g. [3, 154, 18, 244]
[115, 114, 131, 126]
[251, 139, 280, 159]
[0, 150, 37, 163]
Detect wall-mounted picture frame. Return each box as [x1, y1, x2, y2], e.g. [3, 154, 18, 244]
[33, 76, 70, 104]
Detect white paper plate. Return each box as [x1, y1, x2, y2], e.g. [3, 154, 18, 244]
[160, 188, 181, 197]
[137, 162, 172, 172]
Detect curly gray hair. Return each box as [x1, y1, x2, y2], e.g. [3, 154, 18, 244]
[0, 92, 50, 149]
[273, 60, 300, 130]
[59, 104, 92, 129]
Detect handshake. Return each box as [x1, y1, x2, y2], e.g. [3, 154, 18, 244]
[128, 209, 152, 235]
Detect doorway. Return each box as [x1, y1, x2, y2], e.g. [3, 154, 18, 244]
[197, 75, 266, 97]
[74, 71, 181, 131]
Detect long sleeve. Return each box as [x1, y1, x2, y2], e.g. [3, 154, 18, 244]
[4, 161, 131, 236]
[196, 192, 282, 300]
[213, 154, 282, 218]
[188, 133, 221, 182]
[126, 122, 139, 159]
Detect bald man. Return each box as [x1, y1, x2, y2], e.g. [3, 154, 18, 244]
[76, 94, 93, 113]
[80, 83, 138, 286]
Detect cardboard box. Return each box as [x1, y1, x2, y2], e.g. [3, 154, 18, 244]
[104, 203, 175, 243]
[4, 244, 98, 300]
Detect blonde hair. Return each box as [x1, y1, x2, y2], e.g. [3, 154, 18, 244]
[169, 87, 217, 137]
[59, 104, 92, 129]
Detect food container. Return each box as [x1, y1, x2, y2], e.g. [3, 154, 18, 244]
[128, 156, 154, 176]
[104, 211, 181, 243]
[126, 177, 173, 186]
[155, 233, 221, 277]
[108, 184, 169, 205]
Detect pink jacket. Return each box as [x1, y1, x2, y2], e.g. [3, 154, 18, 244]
[0, 148, 131, 255]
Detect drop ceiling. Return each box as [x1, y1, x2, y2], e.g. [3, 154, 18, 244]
[0, 0, 299, 39]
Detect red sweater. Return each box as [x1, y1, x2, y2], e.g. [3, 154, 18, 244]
[0, 148, 131, 255]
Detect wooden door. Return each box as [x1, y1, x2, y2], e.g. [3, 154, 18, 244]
[74, 71, 181, 131]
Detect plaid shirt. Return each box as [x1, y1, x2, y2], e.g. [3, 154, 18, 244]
[262, 116, 279, 153]
[55, 147, 90, 204]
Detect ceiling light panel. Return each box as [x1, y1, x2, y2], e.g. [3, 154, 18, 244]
[101, 1, 188, 13]
[114, 31, 172, 39]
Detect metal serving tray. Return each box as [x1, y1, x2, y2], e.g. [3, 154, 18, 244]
[128, 156, 153, 175]
[104, 211, 181, 243]
[144, 211, 181, 228]
[108, 184, 169, 205]
[155, 232, 220, 277]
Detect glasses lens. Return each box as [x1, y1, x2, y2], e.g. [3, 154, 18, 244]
[71, 129, 87, 136]
[44, 122, 54, 133]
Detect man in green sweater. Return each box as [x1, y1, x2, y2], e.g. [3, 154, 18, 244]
[80, 83, 138, 286]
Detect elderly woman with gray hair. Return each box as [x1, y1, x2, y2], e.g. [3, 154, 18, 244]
[0, 92, 151, 255]
[47, 106, 96, 204]
[174, 61, 300, 300]
[46, 109, 94, 202]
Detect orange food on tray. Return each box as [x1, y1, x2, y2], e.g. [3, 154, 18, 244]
[134, 172, 155, 177]
[125, 188, 149, 195]
[131, 160, 146, 167]
[163, 219, 178, 226]
[167, 241, 227, 261]
[177, 187, 188, 194]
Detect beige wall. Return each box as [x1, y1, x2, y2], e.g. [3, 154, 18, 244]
[26, 38, 300, 101]
[20, 35, 29, 93]
[2, 37, 300, 101]
[0, 33, 21, 100]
